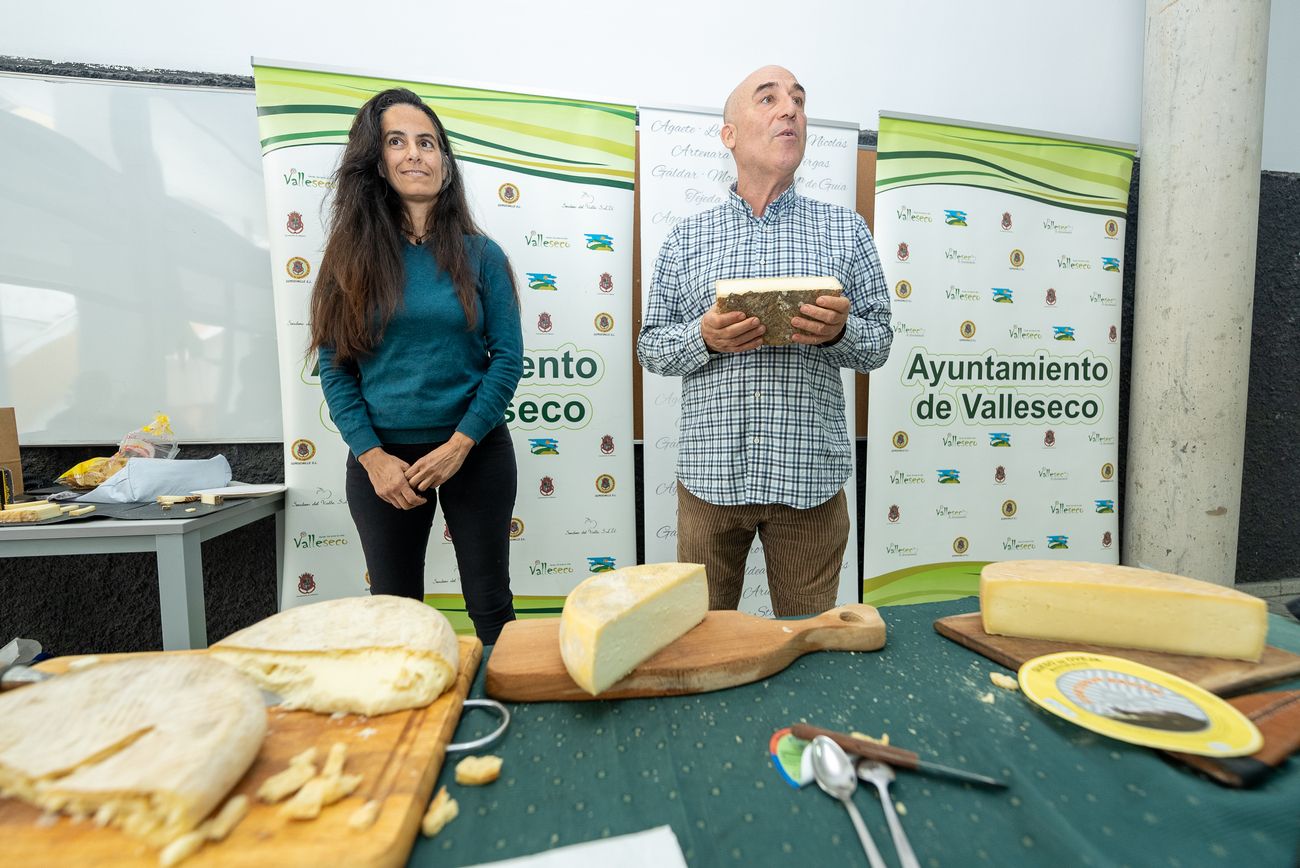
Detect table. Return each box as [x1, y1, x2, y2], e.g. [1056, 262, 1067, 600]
[419, 599, 1300, 867]
[0, 495, 284, 650]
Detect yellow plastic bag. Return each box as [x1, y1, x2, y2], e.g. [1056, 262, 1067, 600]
[56, 414, 179, 489]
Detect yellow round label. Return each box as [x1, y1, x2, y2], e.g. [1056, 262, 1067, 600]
[1018, 652, 1262, 757]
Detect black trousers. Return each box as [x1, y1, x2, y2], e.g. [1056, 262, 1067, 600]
[345, 423, 516, 644]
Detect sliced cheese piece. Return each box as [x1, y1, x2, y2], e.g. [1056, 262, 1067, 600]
[980, 560, 1268, 662]
[211, 595, 458, 716]
[715, 276, 844, 346]
[0, 656, 265, 846]
[559, 562, 708, 695]
[0, 503, 63, 522]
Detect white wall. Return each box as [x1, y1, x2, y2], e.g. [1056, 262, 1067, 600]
[5, 0, 1295, 169]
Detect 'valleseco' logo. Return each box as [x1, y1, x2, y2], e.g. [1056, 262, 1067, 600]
[600, 435, 615, 455]
[989, 432, 1011, 447]
[595, 474, 616, 495]
[1101, 462, 1115, 481]
[896, 242, 910, 262]
[588, 556, 616, 573]
[286, 257, 311, 279]
[594, 312, 615, 333]
[290, 439, 316, 462]
[894, 280, 912, 300]
[1095, 499, 1116, 514]
[498, 182, 521, 205]
[297, 572, 316, 595]
[529, 438, 559, 455]
[1047, 534, 1069, 550]
[539, 476, 555, 496]
[1001, 499, 1018, 518]
[527, 272, 558, 290]
[584, 233, 614, 252]
[952, 536, 970, 555]
[891, 430, 909, 450]
[509, 517, 525, 539]
[286, 211, 304, 235]
[937, 469, 960, 484]
[992, 287, 1013, 304]
[1009, 249, 1025, 268]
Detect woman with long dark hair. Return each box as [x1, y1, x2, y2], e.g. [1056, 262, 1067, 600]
[310, 88, 522, 644]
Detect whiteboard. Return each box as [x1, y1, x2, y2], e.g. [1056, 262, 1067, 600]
[0, 73, 283, 444]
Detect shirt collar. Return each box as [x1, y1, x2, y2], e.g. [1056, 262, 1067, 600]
[727, 182, 798, 221]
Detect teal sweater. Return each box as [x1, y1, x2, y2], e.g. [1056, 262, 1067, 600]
[318, 236, 523, 457]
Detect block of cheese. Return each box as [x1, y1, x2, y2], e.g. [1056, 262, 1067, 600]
[715, 276, 843, 346]
[559, 562, 708, 695]
[981, 560, 1269, 662]
[0, 656, 265, 846]
[211, 595, 458, 716]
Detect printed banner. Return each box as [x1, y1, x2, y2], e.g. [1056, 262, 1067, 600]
[638, 107, 860, 616]
[253, 62, 637, 630]
[865, 113, 1134, 605]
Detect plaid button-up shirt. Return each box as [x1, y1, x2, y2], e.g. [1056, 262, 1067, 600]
[639, 184, 893, 508]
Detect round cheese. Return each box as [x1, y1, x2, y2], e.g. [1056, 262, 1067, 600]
[0, 655, 266, 845]
[212, 595, 459, 716]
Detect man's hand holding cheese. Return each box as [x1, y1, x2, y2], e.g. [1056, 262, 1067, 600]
[638, 65, 892, 615]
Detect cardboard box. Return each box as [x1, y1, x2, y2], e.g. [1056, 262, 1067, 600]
[0, 408, 23, 496]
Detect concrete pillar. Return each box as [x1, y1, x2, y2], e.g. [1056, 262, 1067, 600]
[1125, 0, 1271, 585]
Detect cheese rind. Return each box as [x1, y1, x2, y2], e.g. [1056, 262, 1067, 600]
[559, 562, 708, 695]
[0, 656, 265, 846]
[211, 595, 458, 716]
[980, 560, 1268, 662]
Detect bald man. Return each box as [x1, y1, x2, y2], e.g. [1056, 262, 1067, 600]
[638, 65, 892, 616]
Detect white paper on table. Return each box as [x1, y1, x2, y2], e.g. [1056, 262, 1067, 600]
[471, 825, 687, 868]
[189, 483, 287, 498]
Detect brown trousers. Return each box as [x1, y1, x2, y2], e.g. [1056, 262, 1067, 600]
[676, 483, 850, 616]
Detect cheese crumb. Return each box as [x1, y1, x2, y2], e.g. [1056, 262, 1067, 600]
[421, 787, 458, 837]
[349, 799, 382, 830]
[455, 755, 503, 786]
[990, 672, 1019, 691]
[158, 830, 205, 867]
[895, 802, 907, 816]
[979, 692, 996, 704]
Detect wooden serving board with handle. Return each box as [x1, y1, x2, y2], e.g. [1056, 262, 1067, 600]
[486, 603, 885, 702]
[1, 637, 482, 868]
[935, 612, 1300, 696]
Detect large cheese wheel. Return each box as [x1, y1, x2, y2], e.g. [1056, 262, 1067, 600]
[980, 560, 1268, 661]
[0, 656, 265, 845]
[559, 563, 708, 695]
[212, 595, 459, 716]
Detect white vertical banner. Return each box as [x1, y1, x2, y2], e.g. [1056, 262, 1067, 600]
[864, 113, 1134, 605]
[638, 107, 860, 616]
[255, 62, 637, 627]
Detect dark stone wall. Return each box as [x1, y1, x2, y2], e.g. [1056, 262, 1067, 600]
[1, 64, 1294, 658]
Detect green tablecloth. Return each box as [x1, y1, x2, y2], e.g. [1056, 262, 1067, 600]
[412, 599, 1300, 867]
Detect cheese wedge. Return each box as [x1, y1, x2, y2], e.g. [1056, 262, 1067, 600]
[0, 656, 265, 846]
[715, 276, 844, 346]
[980, 560, 1268, 662]
[211, 595, 459, 716]
[559, 562, 708, 695]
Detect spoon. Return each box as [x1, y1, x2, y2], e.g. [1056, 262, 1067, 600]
[858, 759, 921, 868]
[810, 735, 888, 868]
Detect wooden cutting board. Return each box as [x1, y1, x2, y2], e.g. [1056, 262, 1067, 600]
[486, 603, 886, 702]
[935, 612, 1300, 696]
[1, 637, 482, 868]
